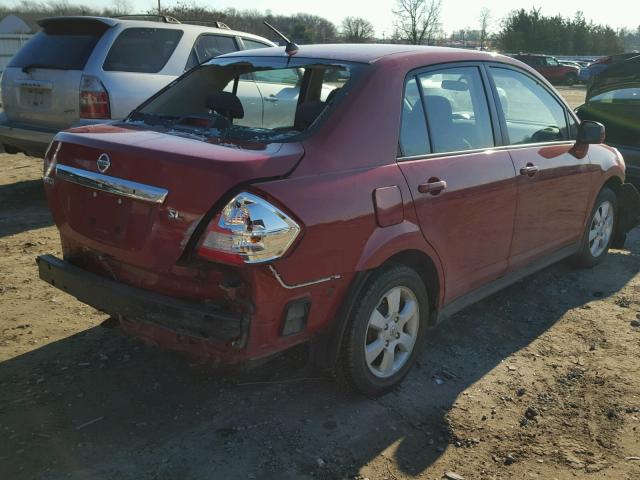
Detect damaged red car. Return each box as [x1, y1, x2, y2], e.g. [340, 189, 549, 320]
[38, 44, 640, 396]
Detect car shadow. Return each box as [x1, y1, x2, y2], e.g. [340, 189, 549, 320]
[1, 235, 639, 479]
[0, 179, 53, 238]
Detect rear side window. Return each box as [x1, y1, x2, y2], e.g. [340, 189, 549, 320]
[103, 28, 183, 73]
[185, 34, 238, 70]
[490, 67, 569, 144]
[8, 20, 107, 70]
[399, 77, 430, 157]
[242, 39, 270, 50]
[418, 66, 494, 153]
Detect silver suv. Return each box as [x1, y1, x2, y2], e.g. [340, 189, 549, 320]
[0, 15, 274, 157]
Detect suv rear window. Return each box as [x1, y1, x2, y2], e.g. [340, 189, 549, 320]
[8, 20, 108, 70]
[103, 28, 183, 73]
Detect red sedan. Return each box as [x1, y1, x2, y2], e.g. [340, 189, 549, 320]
[38, 45, 639, 396]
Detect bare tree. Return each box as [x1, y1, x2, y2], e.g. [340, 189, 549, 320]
[340, 16, 375, 43]
[392, 0, 442, 45]
[111, 0, 131, 15]
[478, 7, 491, 49]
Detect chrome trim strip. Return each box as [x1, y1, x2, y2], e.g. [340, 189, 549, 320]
[397, 141, 575, 162]
[268, 265, 341, 289]
[55, 164, 168, 204]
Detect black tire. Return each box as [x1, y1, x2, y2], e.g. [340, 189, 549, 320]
[572, 188, 618, 268]
[338, 265, 429, 397]
[565, 72, 578, 86]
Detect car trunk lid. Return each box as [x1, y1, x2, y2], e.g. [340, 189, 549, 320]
[1, 18, 112, 129]
[45, 124, 304, 271]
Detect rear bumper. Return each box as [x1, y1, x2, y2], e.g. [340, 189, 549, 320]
[0, 120, 57, 157]
[0, 115, 112, 157]
[36, 254, 248, 344]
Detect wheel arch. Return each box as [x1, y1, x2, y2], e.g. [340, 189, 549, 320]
[309, 246, 444, 371]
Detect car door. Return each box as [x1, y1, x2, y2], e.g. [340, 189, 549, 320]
[487, 65, 591, 271]
[253, 68, 301, 128]
[397, 65, 518, 304]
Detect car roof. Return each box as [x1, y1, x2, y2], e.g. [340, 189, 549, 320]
[37, 16, 273, 43]
[219, 43, 513, 64]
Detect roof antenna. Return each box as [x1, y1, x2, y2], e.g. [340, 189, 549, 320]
[263, 21, 299, 56]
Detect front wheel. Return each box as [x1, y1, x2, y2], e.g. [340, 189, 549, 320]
[338, 265, 429, 397]
[573, 188, 617, 267]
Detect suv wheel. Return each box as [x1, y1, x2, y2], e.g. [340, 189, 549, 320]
[339, 265, 429, 397]
[573, 188, 617, 267]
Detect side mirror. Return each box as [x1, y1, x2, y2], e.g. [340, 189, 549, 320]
[576, 120, 605, 144]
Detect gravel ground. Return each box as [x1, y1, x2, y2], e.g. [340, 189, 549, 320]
[2, 87, 640, 480]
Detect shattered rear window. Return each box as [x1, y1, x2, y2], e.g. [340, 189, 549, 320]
[127, 56, 364, 142]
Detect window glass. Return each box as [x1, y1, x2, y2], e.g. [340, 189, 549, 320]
[490, 67, 569, 144]
[193, 35, 237, 63]
[399, 77, 430, 157]
[590, 88, 640, 103]
[104, 28, 183, 73]
[418, 66, 494, 153]
[132, 60, 359, 142]
[242, 39, 270, 50]
[545, 57, 559, 67]
[254, 68, 300, 85]
[10, 21, 107, 70]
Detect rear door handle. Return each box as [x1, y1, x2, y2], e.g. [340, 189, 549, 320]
[418, 179, 447, 195]
[520, 164, 539, 176]
[264, 95, 278, 102]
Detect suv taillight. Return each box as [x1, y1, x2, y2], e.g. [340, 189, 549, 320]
[197, 192, 301, 265]
[79, 75, 110, 119]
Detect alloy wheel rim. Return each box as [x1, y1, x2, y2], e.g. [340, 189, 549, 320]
[364, 286, 419, 378]
[589, 200, 614, 257]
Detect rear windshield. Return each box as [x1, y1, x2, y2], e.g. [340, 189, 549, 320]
[8, 20, 108, 70]
[127, 56, 364, 142]
[103, 28, 183, 73]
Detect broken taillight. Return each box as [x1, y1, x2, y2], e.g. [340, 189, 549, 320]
[197, 192, 301, 265]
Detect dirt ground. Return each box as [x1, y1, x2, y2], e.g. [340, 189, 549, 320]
[2, 87, 640, 480]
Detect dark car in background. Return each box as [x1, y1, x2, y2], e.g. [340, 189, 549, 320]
[578, 52, 640, 84]
[512, 53, 580, 85]
[577, 56, 640, 185]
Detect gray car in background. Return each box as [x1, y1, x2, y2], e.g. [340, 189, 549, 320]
[0, 15, 274, 157]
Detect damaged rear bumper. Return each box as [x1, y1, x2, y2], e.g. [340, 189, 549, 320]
[36, 254, 248, 345]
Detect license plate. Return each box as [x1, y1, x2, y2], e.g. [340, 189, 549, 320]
[19, 88, 52, 109]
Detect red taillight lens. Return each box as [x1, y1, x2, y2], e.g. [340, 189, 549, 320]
[79, 75, 111, 119]
[197, 192, 301, 265]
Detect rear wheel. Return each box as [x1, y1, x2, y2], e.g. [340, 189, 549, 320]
[573, 188, 617, 267]
[565, 72, 578, 85]
[339, 265, 429, 397]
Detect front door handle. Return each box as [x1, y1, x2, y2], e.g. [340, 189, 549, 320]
[264, 95, 278, 102]
[418, 179, 447, 195]
[520, 164, 539, 176]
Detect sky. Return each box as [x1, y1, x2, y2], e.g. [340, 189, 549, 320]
[7, 0, 640, 37]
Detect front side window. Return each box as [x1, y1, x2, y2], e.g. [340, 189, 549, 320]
[490, 67, 569, 144]
[128, 57, 362, 143]
[104, 28, 183, 73]
[417, 66, 494, 153]
[545, 57, 560, 67]
[399, 77, 430, 157]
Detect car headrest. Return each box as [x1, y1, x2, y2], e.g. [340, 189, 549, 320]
[424, 95, 453, 124]
[206, 92, 244, 119]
